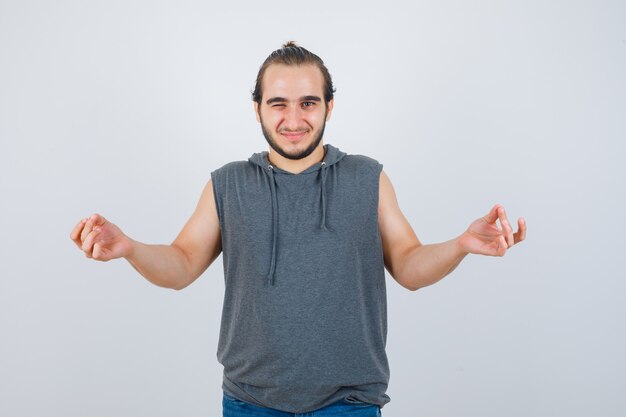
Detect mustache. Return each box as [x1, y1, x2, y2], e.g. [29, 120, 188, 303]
[278, 128, 309, 133]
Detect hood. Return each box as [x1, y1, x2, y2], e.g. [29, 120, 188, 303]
[247, 144, 347, 286]
[248, 143, 347, 175]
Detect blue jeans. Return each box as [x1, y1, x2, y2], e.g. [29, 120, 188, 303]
[222, 392, 382, 417]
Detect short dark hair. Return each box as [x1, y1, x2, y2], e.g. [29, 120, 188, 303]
[252, 41, 336, 104]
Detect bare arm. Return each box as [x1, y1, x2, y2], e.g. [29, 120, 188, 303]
[70, 179, 222, 290]
[378, 171, 526, 291]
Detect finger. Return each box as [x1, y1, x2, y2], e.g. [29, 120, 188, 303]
[497, 235, 508, 256]
[93, 214, 107, 227]
[497, 206, 514, 247]
[482, 204, 501, 224]
[80, 215, 95, 242]
[93, 240, 104, 261]
[70, 218, 89, 247]
[80, 213, 104, 242]
[513, 217, 527, 244]
[81, 226, 102, 257]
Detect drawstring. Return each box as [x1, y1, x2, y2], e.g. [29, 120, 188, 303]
[320, 161, 329, 231]
[267, 165, 278, 286]
[265, 160, 330, 286]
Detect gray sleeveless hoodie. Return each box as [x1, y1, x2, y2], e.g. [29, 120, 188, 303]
[210, 143, 390, 413]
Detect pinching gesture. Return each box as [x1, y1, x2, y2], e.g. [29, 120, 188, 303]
[457, 204, 526, 257]
[70, 214, 133, 261]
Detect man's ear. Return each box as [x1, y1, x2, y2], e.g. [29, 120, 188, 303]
[325, 99, 334, 121]
[254, 101, 261, 123]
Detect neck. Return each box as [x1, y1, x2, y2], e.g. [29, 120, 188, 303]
[268, 142, 326, 174]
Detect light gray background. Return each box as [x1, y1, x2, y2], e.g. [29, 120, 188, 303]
[1, 1, 624, 416]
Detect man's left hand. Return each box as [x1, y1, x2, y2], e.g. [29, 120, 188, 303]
[457, 204, 527, 257]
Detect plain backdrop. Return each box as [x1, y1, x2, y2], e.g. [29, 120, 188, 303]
[1, 1, 625, 416]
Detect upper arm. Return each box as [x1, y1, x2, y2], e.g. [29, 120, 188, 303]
[171, 179, 222, 284]
[378, 170, 422, 287]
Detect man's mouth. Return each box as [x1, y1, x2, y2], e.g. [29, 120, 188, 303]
[280, 131, 308, 142]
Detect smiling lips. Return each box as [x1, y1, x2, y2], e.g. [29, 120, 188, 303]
[280, 131, 308, 142]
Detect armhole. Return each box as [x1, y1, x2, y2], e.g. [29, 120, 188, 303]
[374, 162, 383, 224]
[210, 170, 224, 231]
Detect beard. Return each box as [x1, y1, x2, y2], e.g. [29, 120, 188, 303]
[260, 114, 327, 161]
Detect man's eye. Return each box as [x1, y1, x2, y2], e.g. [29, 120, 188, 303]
[272, 104, 286, 108]
[302, 102, 315, 107]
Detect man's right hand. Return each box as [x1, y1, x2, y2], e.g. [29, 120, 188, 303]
[70, 214, 133, 261]
[68, 180, 222, 290]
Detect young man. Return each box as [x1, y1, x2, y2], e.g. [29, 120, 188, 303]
[70, 42, 526, 416]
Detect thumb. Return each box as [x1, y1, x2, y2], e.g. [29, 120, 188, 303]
[93, 240, 103, 260]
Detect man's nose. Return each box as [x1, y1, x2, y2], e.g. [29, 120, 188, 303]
[283, 105, 303, 129]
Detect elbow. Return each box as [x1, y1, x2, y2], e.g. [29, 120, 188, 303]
[390, 263, 422, 292]
[392, 274, 422, 292]
[152, 279, 185, 291]
[389, 245, 424, 292]
[169, 276, 192, 291]
[405, 282, 422, 292]
[169, 243, 194, 291]
[396, 272, 430, 292]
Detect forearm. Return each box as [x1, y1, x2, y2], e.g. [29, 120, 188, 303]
[124, 240, 191, 290]
[396, 236, 468, 291]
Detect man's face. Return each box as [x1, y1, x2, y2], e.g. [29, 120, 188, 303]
[255, 64, 334, 160]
